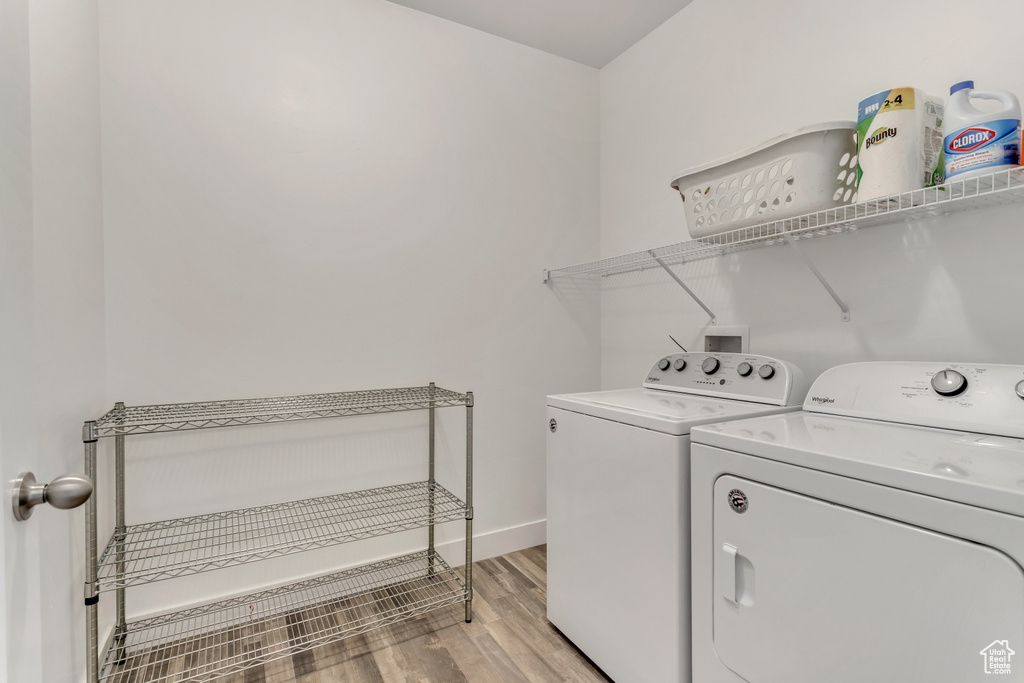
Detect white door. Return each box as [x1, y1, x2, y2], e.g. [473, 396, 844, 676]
[1, 0, 106, 679]
[712, 475, 1024, 682]
[0, 129, 45, 680]
[0, 22, 45, 671]
[0, 369, 46, 683]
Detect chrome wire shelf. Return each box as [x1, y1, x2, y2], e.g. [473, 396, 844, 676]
[97, 481, 466, 591]
[545, 168, 1024, 280]
[93, 385, 469, 437]
[98, 550, 467, 683]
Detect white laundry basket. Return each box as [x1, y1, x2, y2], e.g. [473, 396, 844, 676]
[670, 122, 859, 239]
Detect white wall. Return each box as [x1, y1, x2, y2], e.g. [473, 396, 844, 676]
[98, 0, 600, 622]
[599, 0, 1024, 388]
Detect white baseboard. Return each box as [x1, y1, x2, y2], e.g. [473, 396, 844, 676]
[436, 518, 546, 567]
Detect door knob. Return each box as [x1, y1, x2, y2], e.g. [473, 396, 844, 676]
[12, 472, 93, 521]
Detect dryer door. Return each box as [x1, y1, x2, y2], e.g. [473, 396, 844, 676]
[712, 475, 1024, 682]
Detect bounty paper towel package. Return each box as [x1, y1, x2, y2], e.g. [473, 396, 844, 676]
[857, 88, 944, 201]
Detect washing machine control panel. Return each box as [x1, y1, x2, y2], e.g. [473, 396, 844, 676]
[805, 362, 1024, 438]
[643, 352, 807, 406]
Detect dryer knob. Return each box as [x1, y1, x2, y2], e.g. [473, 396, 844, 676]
[737, 362, 753, 377]
[658, 358, 671, 372]
[1016, 380, 1024, 400]
[758, 364, 775, 380]
[931, 369, 967, 396]
[673, 359, 687, 372]
[701, 357, 720, 375]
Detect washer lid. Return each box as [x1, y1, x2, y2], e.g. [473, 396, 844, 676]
[547, 388, 797, 436]
[692, 411, 1024, 516]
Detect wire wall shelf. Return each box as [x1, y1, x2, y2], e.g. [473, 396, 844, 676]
[96, 481, 467, 591]
[544, 168, 1024, 281]
[98, 550, 468, 683]
[93, 385, 470, 437]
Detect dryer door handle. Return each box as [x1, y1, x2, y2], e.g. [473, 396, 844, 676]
[719, 543, 739, 605]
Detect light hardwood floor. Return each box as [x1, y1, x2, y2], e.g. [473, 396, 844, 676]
[187, 545, 611, 683]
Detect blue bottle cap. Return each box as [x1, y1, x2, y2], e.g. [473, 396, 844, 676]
[950, 80, 974, 95]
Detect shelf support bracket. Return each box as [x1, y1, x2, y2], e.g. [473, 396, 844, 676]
[649, 251, 716, 325]
[783, 234, 850, 322]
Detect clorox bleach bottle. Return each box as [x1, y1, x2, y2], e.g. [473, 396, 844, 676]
[943, 80, 1021, 182]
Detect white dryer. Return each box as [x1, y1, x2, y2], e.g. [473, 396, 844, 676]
[690, 361, 1024, 683]
[547, 352, 807, 683]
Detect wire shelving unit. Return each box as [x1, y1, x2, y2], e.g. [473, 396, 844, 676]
[82, 383, 474, 683]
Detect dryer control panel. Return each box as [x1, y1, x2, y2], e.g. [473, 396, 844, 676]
[805, 361, 1024, 438]
[642, 353, 807, 407]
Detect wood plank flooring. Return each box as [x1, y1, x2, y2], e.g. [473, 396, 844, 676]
[136, 545, 612, 683]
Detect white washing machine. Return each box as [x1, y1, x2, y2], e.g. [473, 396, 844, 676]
[547, 352, 807, 683]
[690, 361, 1024, 683]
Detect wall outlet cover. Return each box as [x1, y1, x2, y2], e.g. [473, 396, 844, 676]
[701, 325, 749, 353]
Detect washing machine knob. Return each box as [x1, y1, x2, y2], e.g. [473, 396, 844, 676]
[758, 364, 775, 379]
[931, 369, 967, 396]
[1016, 380, 1024, 400]
[737, 362, 753, 377]
[658, 358, 671, 372]
[673, 359, 687, 372]
[701, 357, 720, 375]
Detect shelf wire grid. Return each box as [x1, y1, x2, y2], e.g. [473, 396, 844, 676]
[96, 481, 466, 591]
[93, 386, 469, 437]
[98, 550, 468, 683]
[545, 168, 1024, 280]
